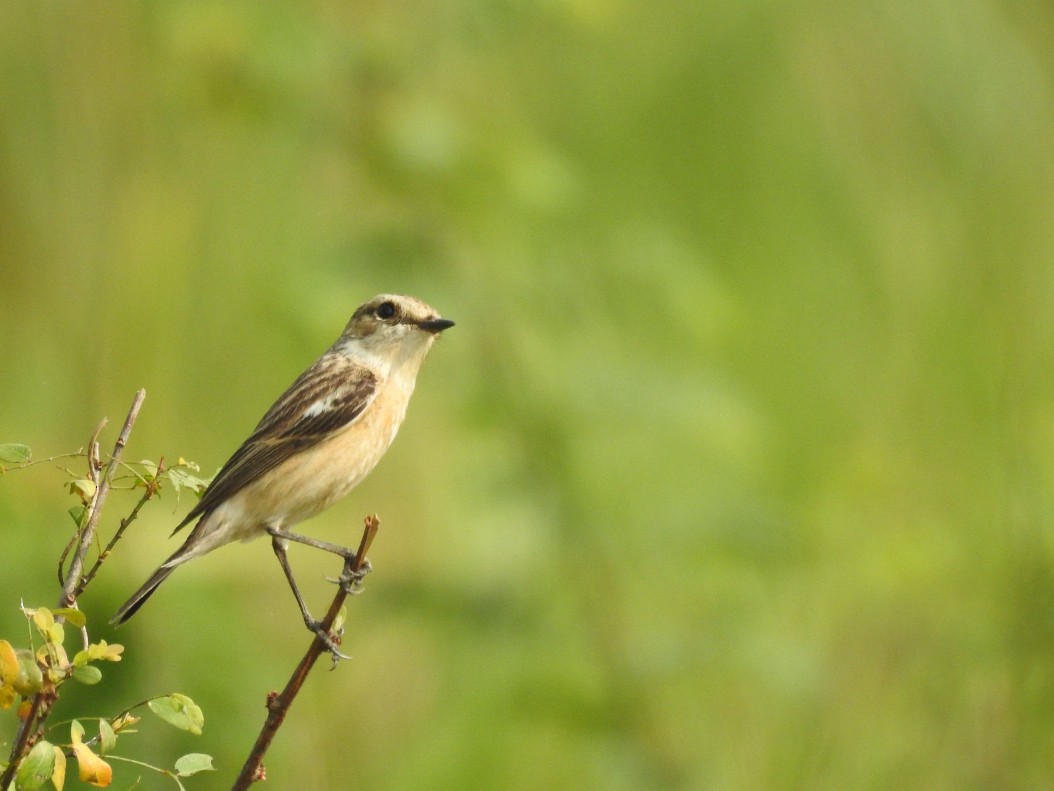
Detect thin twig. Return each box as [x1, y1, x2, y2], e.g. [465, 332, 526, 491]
[77, 457, 166, 595]
[59, 390, 145, 609]
[55, 419, 107, 585]
[0, 450, 88, 475]
[0, 390, 147, 791]
[230, 515, 380, 791]
[57, 529, 81, 587]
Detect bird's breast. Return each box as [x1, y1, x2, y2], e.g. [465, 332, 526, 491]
[286, 372, 418, 519]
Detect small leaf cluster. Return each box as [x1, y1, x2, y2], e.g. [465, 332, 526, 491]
[0, 608, 213, 790]
[0, 607, 118, 712]
[1, 442, 212, 533]
[66, 456, 212, 530]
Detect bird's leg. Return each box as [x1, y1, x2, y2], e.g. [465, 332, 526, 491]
[266, 525, 372, 595]
[269, 534, 349, 660]
[267, 526, 358, 561]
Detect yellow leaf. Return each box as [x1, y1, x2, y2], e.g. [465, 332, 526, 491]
[32, 608, 54, 633]
[48, 623, 65, 646]
[72, 742, 112, 787]
[0, 639, 18, 684]
[51, 608, 86, 628]
[87, 640, 124, 663]
[110, 712, 140, 733]
[68, 478, 97, 505]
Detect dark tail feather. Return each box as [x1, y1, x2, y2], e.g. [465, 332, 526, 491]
[110, 564, 177, 625]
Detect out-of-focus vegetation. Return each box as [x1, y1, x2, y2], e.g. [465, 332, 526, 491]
[1, 1, 1053, 788]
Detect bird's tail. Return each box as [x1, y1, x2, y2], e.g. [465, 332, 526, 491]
[111, 513, 226, 625]
[110, 563, 178, 625]
[110, 528, 209, 625]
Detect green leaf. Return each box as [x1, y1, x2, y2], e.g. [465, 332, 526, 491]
[97, 719, 116, 755]
[0, 443, 31, 464]
[13, 650, 43, 696]
[332, 605, 347, 634]
[137, 459, 158, 481]
[71, 665, 102, 685]
[67, 505, 87, 529]
[164, 468, 211, 498]
[174, 753, 215, 777]
[148, 694, 204, 735]
[51, 609, 86, 629]
[16, 740, 55, 789]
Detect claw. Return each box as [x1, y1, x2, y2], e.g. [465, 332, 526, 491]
[308, 619, 349, 661]
[327, 559, 373, 595]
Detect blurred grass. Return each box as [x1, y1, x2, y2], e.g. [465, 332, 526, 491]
[2, 0, 1054, 788]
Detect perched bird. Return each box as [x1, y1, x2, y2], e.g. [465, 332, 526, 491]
[111, 294, 453, 649]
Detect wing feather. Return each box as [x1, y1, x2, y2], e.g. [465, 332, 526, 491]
[173, 354, 378, 533]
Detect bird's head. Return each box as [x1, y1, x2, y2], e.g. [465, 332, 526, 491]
[338, 294, 454, 370]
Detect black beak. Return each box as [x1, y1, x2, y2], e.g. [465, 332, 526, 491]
[417, 317, 455, 334]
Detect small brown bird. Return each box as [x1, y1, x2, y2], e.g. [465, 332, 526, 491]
[112, 294, 453, 648]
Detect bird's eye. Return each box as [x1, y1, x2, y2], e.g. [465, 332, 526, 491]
[376, 301, 397, 320]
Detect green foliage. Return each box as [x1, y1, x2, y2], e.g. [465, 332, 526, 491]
[147, 695, 205, 737]
[0, 446, 209, 505]
[0, 440, 214, 790]
[173, 753, 214, 777]
[0, 444, 32, 466]
[14, 741, 54, 790]
[0, 607, 212, 790]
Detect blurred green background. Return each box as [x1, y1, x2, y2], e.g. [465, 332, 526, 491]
[2, 1, 1053, 788]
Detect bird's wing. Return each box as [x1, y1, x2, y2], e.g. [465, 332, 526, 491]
[172, 354, 379, 533]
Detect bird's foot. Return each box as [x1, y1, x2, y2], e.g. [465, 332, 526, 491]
[327, 558, 373, 596]
[308, 619, 350, 661]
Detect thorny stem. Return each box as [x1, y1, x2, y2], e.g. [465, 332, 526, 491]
[0, 389, 147, 791]
[230, 515, 379, 791]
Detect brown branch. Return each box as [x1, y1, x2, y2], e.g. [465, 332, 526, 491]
[0, 390, 147, 791]
[230, 515, 380, 791]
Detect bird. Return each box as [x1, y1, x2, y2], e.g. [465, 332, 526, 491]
[111, 294, 454, 650]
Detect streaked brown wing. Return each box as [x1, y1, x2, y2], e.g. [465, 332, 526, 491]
[172, 354, 378, 533]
